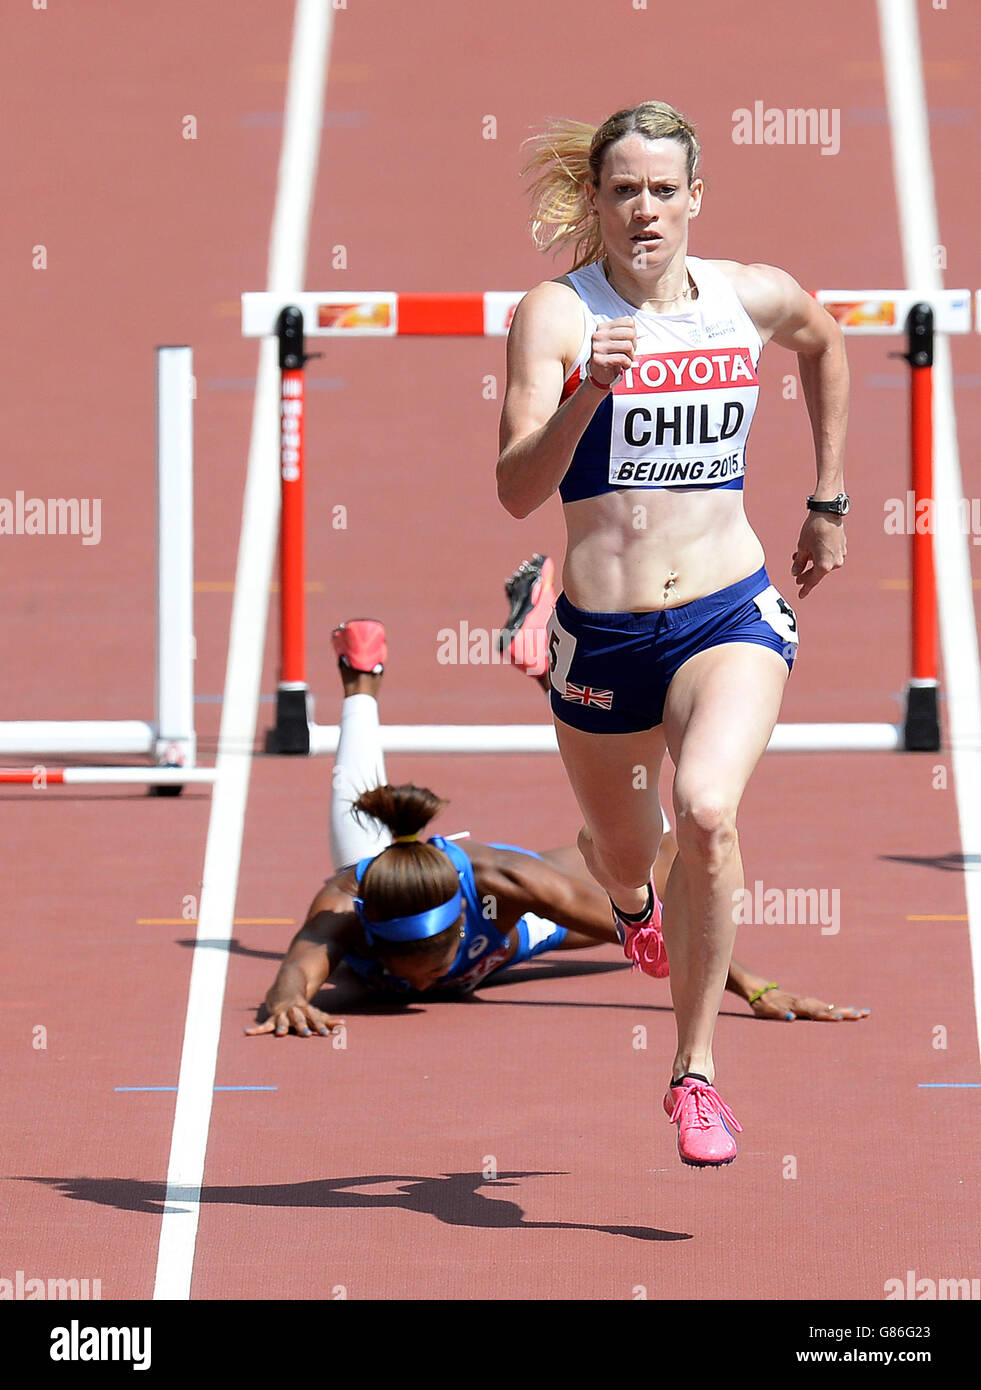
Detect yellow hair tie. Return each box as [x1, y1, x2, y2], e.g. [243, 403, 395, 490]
[393, 832, 419, 843]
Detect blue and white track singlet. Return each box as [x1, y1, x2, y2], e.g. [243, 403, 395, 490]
[557, 258, 764, 504]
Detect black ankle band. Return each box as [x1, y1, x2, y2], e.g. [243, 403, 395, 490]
[611, 882, 653, 923]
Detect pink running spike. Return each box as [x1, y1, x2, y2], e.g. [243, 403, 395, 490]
[332, 619, 387, 674]
[503, 555, 556, 679]
[613, 881, 669, 978]
[664, 1077, 742, 1167]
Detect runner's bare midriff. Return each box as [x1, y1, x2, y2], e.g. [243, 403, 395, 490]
[562, 485, 765, 612]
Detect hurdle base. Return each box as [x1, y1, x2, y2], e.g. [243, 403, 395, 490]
[151, 734, 195, 792]
[903, 682, 941, 751]
[153, 734, 196, 768]
[265, 687, 312, 755]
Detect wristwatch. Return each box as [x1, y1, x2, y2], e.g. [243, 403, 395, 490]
[806, 492, 850, 516]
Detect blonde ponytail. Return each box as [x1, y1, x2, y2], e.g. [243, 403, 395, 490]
[521, 118, 601, 269]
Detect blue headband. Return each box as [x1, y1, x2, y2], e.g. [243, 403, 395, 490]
[353, 887, 463, 946]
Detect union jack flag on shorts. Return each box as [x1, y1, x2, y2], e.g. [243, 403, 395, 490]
[563, 681, 614, 709]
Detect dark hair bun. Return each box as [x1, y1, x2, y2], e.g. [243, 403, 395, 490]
[353, 783, 447, 839]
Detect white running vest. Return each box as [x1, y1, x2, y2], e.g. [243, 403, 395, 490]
[560, 257, 763, 499]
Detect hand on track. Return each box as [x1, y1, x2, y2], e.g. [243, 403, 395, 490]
[245, 1000, 345, 1037]
[750, 986, 869, 1022]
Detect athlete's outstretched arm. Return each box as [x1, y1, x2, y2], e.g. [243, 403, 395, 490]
[726, 958, 870, 1022]
[245, 879, 357, 1038]
[652, 820, 867, 1020]
[477, 848, 616, 937]
[541, 829, 870, 1018]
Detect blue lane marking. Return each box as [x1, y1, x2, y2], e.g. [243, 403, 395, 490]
[115, 1086, 278, 1092]
[917, 1083, 981, 1089]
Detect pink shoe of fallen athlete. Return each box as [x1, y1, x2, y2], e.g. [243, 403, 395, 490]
[331, 619, 387, 674]
[612, 880, 669, 978]
[663, 1074, 742, 1167]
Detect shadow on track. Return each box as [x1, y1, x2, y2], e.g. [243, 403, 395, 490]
[19, 1173, 692, 1242]
[880, 850, 981, 873]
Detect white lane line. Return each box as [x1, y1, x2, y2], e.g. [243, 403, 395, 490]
[878, 0, 981, 1069]
[153, 0, 334, 1301]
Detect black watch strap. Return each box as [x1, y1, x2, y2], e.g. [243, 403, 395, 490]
[807, 493, 850, 515]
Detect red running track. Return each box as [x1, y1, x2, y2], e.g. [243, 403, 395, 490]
[1, 0, 979, 1307]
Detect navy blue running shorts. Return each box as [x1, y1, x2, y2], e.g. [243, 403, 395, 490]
[547, 565, 798, 735]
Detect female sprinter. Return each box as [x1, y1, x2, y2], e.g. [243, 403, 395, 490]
[247, 621, 866, 1048]
[496, 101, 849, 1165]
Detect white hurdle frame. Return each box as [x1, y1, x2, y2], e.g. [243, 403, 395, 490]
[309, 723, 904, 755]
[0, 346, 198, 768]
[243, 288, 975, 757]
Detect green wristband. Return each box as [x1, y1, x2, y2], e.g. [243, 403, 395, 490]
[748, 981, 779, 1004]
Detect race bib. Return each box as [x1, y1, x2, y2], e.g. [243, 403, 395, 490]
[753, 585, 799, 647]
[608, 347, 759, 488]
[546, 609, 577, 697]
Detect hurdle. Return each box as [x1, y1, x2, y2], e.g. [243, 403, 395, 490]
[241, 286, 975, 757]
[0, 767, 216, 787]
[0, 347, 212, 793]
